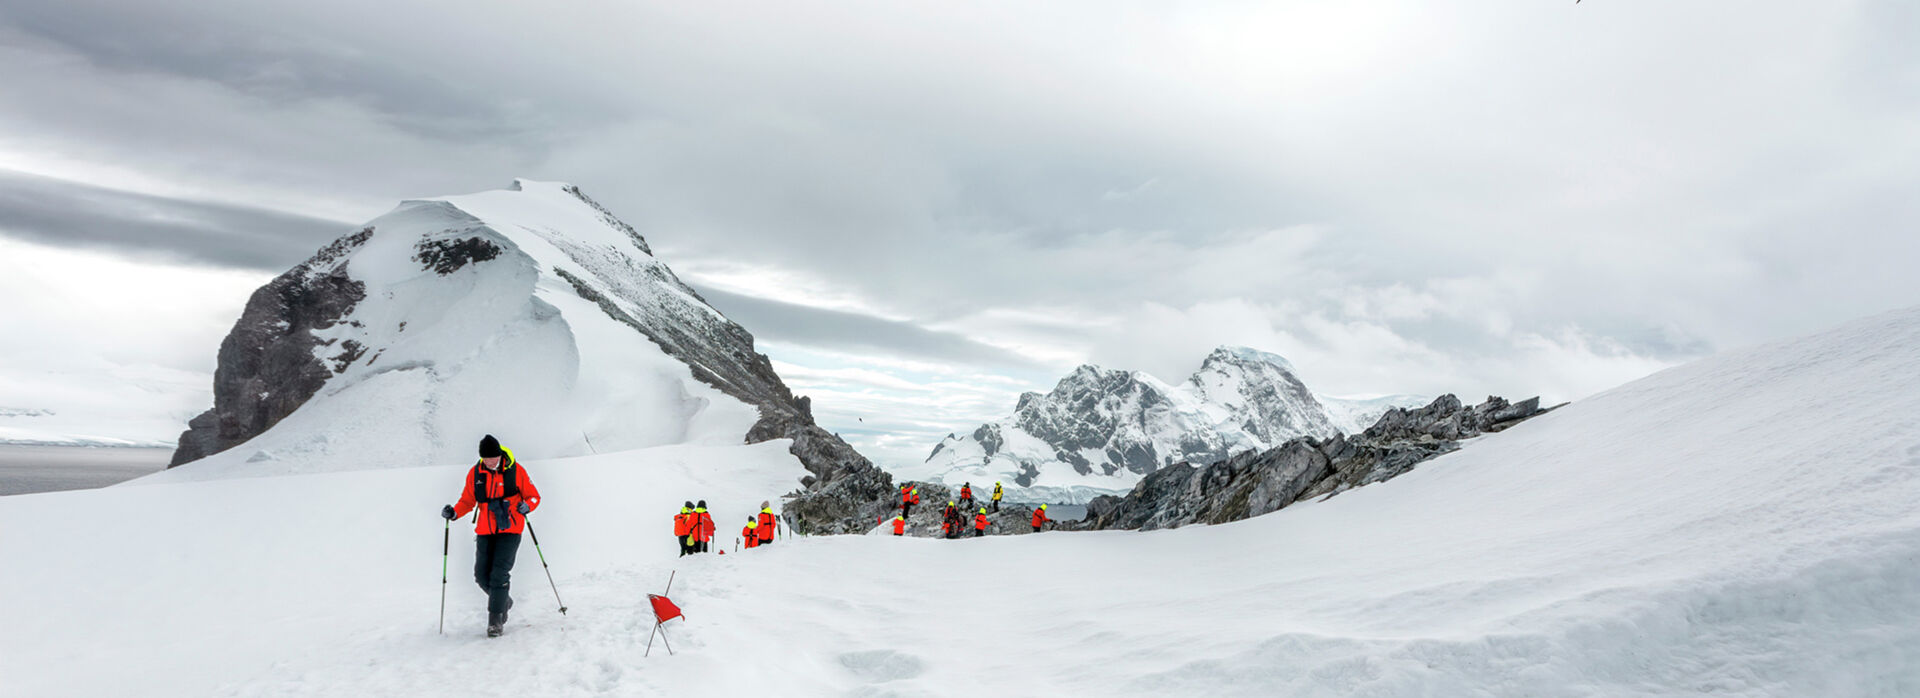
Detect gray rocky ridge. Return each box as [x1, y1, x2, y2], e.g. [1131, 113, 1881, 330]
[1083, 394, 1555, 531]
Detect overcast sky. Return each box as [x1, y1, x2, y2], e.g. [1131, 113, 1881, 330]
[1, 0, 1915, 467]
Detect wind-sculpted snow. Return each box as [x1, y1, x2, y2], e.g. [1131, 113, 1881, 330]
[906, 346, 1343, 501]
[7, 307, 1920, 695]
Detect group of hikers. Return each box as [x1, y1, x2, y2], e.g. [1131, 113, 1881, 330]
[672, 499, 780, 554]
[436, 434, 782, 638]
[436, 434, 1057, 639]
[887, 481, 1053, 538]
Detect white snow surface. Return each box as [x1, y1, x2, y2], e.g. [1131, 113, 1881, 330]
[152, 180, 758, 481]
[6, 306, 1920, 695]
[0, 360, 207, 446]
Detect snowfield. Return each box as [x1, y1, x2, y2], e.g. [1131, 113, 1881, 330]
[5, 306, 1920, 696]
[0, 360, 210, 447]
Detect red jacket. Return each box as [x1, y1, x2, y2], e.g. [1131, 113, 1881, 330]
[892, 518, 905, 535]
[673, 512, 692, 537]
[451, 458, 540, 535]
[758, 510, 777, 539]
[902, 487, 919, 505]
[743, 524, 760, 548]
[694, 510, 715, 542]
[961, 486, 973, 499]
[974, 513, 989, 530]
[1031, 508, 1049, 528]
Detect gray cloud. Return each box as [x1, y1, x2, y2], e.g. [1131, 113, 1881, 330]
[0, 170, 351, 270]
[0, 0, 1916, 458]
[694, 287, 1047, 371]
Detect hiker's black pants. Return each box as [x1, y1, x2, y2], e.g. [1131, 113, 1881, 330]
[473, 532, 521, 614]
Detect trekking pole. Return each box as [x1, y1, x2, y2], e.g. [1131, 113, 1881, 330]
[525, 520, 568, 615]
[439, 518, 450, 634]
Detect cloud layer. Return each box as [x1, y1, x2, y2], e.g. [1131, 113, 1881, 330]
[1, 0, 1915, 467]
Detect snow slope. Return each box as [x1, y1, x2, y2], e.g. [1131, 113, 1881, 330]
[6, 306, 1920, 695]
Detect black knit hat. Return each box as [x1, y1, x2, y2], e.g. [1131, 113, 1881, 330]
[478, 434, 503, 458]
[697, 499, 707, 508]
[683, 500, 694, 509]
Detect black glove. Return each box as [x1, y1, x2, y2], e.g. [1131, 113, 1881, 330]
[441, 505, 456, 520]
[516, 501, 531, 515]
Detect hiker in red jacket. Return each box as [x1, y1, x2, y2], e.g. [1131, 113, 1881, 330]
[673, 502, 694, 557]
[1030, 504, 1050, 532]
[974, 508, 990, 537]
[900, 485, 919, 518]
[959, 482, 975, 510]
[942, 503, 963, 539]
[440, 434, 541, 637]
[891, 515, 905, 536]
[757, 501, 778, 546]
[693, 501, 715, 553]
[743, 517, 760, 549]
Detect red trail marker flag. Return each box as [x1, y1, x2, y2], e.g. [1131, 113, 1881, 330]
[646, 571, 683, 657]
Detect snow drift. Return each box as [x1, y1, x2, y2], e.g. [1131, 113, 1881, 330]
[5, 305, 1919, 695]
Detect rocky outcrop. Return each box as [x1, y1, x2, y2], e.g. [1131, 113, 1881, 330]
[170, 228, 374, 465]
[1084, 441, 1333, 530]
[754, 407, 900, 535]
[1296, 395, 1546, 500]
[1085, 394, 1555, 531]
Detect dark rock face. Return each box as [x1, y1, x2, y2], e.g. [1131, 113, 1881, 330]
[170, 228, 375, 465]
[973, 423, 1004, 459]
[413, 236, 502, 275]
[1085, 394, 1555, 531]
[1085, 441, 1331, 531]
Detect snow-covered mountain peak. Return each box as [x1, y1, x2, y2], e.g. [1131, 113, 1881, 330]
[161, 180, 848, 482]
[903, 346, 1351, 502]
[1200, 345, 1301, 374]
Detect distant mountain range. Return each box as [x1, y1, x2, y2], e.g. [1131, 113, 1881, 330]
[894, 346, 1425, 502]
